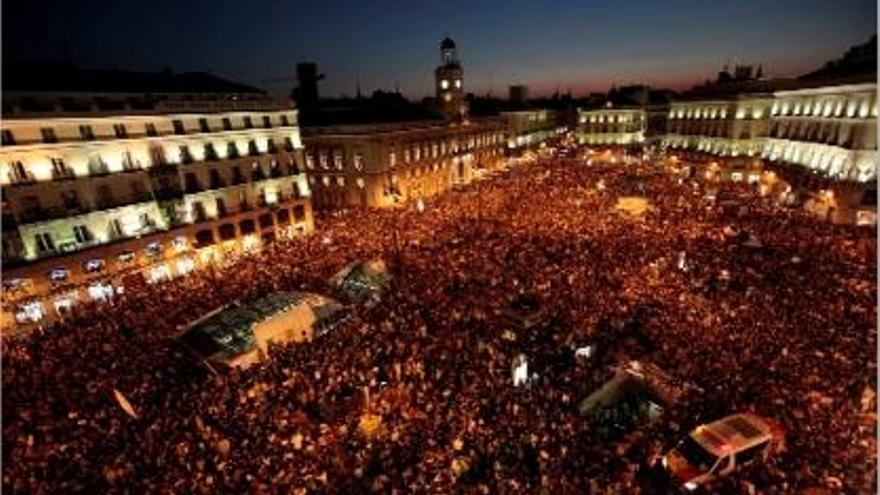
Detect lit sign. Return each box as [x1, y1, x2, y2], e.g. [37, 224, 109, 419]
[84, 259, 105, 273]
[512, 354, 529, 387]
[117, 251, 135, 263]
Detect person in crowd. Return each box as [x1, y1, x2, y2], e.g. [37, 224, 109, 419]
[2, 155, 875, 494]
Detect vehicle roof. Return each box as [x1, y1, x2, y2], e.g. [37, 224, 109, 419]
[690, 413, 773, 457]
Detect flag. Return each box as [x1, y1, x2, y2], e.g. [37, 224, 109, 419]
[113, 388, 138, 419]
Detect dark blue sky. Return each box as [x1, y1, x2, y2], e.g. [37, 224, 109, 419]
[4, 0, 876, 98]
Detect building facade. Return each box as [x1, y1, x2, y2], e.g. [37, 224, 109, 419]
[763, 83, 877, 182]
[577, 106, 646, 146]
[662, 82, 877, 223]
[435, 37, 466, 119]
[1, 79, 314, 330]
[663, 93, 773, 173]
[302, 119, 506, 209]
[502, 109, 564, 153]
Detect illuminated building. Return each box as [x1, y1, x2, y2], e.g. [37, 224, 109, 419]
[764, 83, 876, 182]
[501, 109, 565, 153]
[435, 37, 467, 119]
[301, 37, 507, 209]
[1, 68, 313, 329]
[303, 119, 505, 208]
[664, 93, 773, 178]
[577, 105, 646, 147]
[663, 40, 877, 223]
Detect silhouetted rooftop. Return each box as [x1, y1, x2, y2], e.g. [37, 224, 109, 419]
[301, 92, 443, 126]
[4, 62, 264, 94]
[798, 35, 876, 86]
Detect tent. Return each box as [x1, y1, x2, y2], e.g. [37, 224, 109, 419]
[579, 362, 697, 439]
[332, 259, 392, 303]
[177, 291, 343, 370]
[614, 196, 652, 220]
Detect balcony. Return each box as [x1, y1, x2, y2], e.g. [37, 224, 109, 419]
[7, 172, 36, 186]
[18, 206, 79, 224]
[95, 192, 154, 211]
[88, 162, 110, 177]
[51, 168, 77, 181]
[185, 182, 205, 194]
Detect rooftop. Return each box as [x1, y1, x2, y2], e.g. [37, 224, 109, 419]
[4, 62, 265, 95]
[692, 413, 772, 455]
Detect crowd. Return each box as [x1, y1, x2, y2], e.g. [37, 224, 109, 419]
[2, 153, 876, 494]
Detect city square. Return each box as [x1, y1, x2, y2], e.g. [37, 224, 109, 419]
[4, 151, 876, 493]
[1, 1, 877, 493]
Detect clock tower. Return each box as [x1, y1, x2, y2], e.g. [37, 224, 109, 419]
[435, 37, 466, 119]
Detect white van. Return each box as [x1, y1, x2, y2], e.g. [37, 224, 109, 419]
[657, 413, 782, 491]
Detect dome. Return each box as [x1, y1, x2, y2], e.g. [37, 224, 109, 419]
[440, 37, 456, 50]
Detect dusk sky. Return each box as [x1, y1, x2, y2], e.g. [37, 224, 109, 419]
[4, 0, 876, 98]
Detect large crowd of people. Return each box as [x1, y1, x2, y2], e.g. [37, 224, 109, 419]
[3, 152, 876, 494]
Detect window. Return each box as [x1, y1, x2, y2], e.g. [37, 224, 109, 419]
[179, 145, 193, 164]
[1, 129, 15, 145]
[209, 169, 223, 189]
[231, 166, 244, 184]
[199, 118, 210, 133]
[280, 115, 290, 126]
[284, 137, 294, 151]
[35, 233, 55, 253]
[73, 225, 93, 244]
[222, 118, 232, 131]
[172, 120, 185, 135]
[184, 172, 201, 193]
[61, 190, 81, 210]
[353, 152, 364, 171]
[440, 79, 449, 89]
[305, 153, 315, 169]
[79, 125, 95, 141]
[262, 116, 272, 128]
[191, 201, 207, 222]
[243, 116, 254, 129]
[113, 123, 128, 138]
[248, 140, 259, 156]
[319, 152, 328, 169]
[41, 127, 58, 143]
[204, 143, 218, 161]
[293, 205, 306, 222]
[455, 79, 461, 89]
[51, 157, 72, 179]
[735, 442, 768, 465]
[227, 141, 240, 158]
[389, 150, 396, 167]
[333, 152, 343, 169]
[145, 123, 158, 137]
[131, 180, 148, 200]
